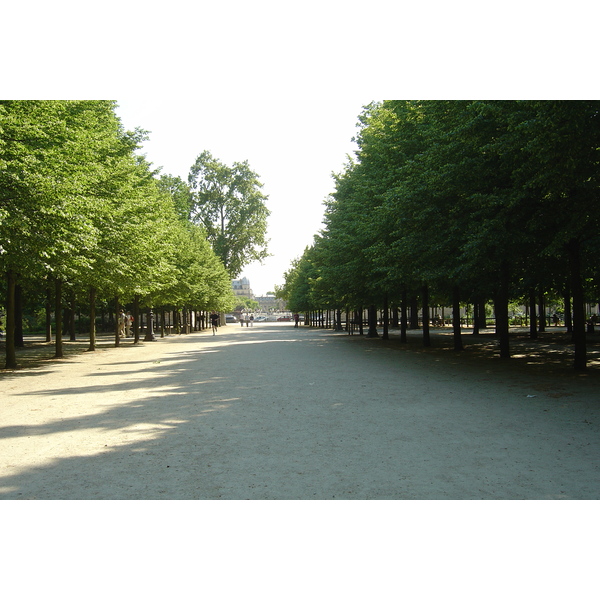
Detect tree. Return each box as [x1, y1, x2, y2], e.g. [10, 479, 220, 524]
[0, 100, 121, 364]
[188, 150, 270, 277]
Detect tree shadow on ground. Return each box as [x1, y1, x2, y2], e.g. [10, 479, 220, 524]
[339, 326, 600, 381]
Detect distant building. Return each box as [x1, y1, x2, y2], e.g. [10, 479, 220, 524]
[232, 277, 254, 299]
[255, 294, 286, 312]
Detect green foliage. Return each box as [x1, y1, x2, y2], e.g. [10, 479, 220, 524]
[1, 101, 240, 366]
[283, 101, 600, 367]
[188, 150, 270, 278]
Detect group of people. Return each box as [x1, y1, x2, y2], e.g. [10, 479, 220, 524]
[119, 311, 133, 337]
[240, 314, 255, 327]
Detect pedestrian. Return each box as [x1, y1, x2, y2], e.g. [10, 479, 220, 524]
[249, 314, 254, 327]
[119, 310, 127, 337]
[210, 312, 219, 335]
[294, 313, 300, 328]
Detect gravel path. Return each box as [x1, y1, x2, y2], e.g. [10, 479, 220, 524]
[1, 322, 599, 499]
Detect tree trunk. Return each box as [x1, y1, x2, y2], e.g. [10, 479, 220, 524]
[452, 286, 463, 351]
[422, 285, 431, 347]
[529, 288, 538, 339]
[478, 299, 488, 329]
[5, 271, 18, 369]
[55, 279, 63, 358]
[367, 305, 379, 338]
[45, 287, 52, 342]
[538, 291, 546, 332]
[89, 287, 97, 351]
[495, 264, 510, 359]
[400, 290, 408, 343]
[69, 288, 77, 341]
[409, 296, 419, 329]
[382, 294, 389, 340]
[473, 301, 480, 335]
[564, 287, 573, 334]
[568, 239, 586, 371]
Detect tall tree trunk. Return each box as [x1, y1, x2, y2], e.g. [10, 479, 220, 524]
[452, 286, 463, 351]
[69, 288, 77, 341]
[538, 291, 546, 332]
[422, 285, 431, 347]
[529, 288, 538, 339]
[5, 271, 17, 369]
[55, 279, 63, 358]
[473, 300, 480, 335]
[409, 296, 419, 329]
[367, 305, 379, 338]
[568, 239, 586, 371]
[564, 286, 573, 334]
[89, 287, 97, 351]
[479, 299, 487, 329]
[45, 287, 52, 342]
[400, 290, 408, 343]
[495, 264, 510, 359]
[382, 294, 389, 340]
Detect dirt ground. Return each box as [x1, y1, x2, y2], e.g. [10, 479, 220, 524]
[1, 323, 599, 500]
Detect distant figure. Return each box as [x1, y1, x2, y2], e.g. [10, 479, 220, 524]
[294, 313, 300, 328]
[210, 312, 219, 335]
[249, 314, 254, 327]
[240, 315, 245, 327]
[125, 313, 132, 337]
[552, 313, 560, 327]
[119, 311, 127, 337]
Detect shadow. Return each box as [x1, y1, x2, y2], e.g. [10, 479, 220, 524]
[0, 325, 352, 499]
[2, 323, 599, 500]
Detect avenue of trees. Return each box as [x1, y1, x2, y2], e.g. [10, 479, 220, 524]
[0, 100, 253, 369]
[279, 101, 600, 371]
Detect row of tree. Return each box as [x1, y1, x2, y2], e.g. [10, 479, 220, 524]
[1, 101, 270, 369]
[278, 101, 600, 370]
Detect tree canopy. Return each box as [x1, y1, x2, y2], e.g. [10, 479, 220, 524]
[188, 150, 270, 278]
[0, 101, 235, 368]
[280, 101, 600, 370]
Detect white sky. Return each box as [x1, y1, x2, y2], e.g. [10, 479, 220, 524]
[114, 96, 363, 296]
[6, 1, 597, 297]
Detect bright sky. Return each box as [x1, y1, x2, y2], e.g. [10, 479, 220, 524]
[114, 96, 363, 296]
[6, 1, 595, 297]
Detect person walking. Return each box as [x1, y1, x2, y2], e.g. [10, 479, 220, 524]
[294, 313, 300, 328]
[210, 312, 219, 335]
